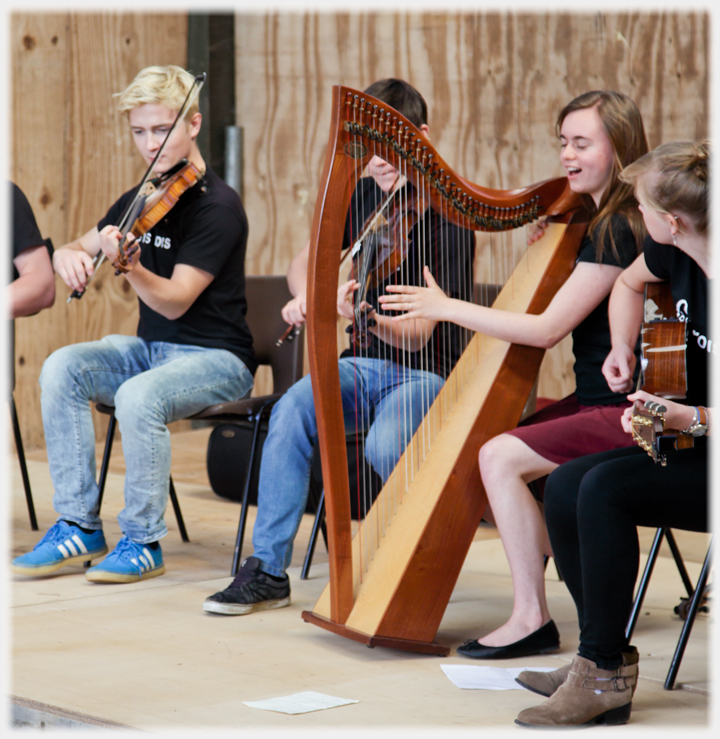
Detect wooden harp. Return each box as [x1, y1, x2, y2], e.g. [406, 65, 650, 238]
[301, 85, 589, 655]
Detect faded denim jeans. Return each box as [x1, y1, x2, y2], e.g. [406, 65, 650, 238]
[251, 357, 443, 576]
[40, 335, 253, 543]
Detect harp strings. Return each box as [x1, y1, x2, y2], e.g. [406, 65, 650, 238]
[342, 96, 529, 576]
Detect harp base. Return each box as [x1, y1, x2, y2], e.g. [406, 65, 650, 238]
[301, 610, 450, 656]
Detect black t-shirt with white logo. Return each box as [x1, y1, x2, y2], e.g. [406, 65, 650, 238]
[643, 236, 711, 408]
[99, 167, 256, 374]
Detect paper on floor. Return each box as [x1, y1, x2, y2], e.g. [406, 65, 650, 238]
[243, 691, 359, 714]
[442, 664, 558, 690]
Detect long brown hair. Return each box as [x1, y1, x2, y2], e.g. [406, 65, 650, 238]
[557, 91, 649, 260]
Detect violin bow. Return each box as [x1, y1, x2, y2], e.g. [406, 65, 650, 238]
[350, 175, 412, 341]
[68, 72, 207, 302]
[342, 174, 408, 272]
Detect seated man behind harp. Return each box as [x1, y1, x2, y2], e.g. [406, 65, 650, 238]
[204, 78, 475, 616]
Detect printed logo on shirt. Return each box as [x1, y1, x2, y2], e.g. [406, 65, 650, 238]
[137, 231, 172, 250]
[676, 299, 689, 323]
[679, 299, 715, 354]
[691, 329, 715, 355]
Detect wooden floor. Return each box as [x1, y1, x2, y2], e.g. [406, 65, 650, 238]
[8, 426, 714, 734]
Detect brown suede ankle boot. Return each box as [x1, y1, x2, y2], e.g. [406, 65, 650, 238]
[515, 661, 573, 697]
[516, 645, 639, 698]
[515, 654, 638, 728]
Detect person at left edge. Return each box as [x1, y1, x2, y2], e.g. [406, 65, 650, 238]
[11, 65, 256, 583]
[8, 181, 55, 318]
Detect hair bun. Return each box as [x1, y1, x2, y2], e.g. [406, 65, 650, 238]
[693, 140, 709, 181]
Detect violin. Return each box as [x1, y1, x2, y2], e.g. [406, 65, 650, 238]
[346, 177, 426, 348]
[114, 160, 205, 272]
[630, 281, 691, 465]
[67, 160, 204, 299]
[277, 175, 426, 347]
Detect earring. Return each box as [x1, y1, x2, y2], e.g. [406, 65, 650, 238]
[672, 233, 678, 246]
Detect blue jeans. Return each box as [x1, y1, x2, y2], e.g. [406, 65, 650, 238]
[251, 357, 444, 576]
[40, 335, 253, 543]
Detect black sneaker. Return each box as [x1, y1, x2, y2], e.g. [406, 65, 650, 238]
[203, 556, 290, 615]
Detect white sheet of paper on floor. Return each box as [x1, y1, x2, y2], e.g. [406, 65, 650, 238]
[442, 664, 558, 690]
[243, 691, 359, 714]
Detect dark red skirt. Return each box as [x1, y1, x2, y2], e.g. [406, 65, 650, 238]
[507, 394, 634, 467]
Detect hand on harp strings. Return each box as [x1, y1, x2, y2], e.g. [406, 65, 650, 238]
[378, 266, 449, 322]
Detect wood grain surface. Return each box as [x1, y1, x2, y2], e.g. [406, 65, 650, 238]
[10, 10, 708, 448]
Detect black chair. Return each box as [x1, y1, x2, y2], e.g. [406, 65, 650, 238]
[92, 276, 304, 572]
[193, 275, 304, 575]
[9, 321, 38, 530]
[625, 528, 713, 689]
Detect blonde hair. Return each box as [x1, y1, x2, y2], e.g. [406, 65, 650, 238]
[557, 91, 649, 261]
[115, 65, 199, 118]
[620, 140, 710, 235]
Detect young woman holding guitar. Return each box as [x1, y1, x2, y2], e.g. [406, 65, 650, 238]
[515, 140, 712, 728]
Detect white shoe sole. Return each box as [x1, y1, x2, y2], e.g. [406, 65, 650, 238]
[203, 596, 290, 615]
[85, 565, 165, 583]
[11, 547, 109, 577]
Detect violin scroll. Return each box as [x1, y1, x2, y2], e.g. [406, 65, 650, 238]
[346, 304, 377, 348]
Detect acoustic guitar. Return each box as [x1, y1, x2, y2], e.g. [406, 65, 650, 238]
[630, 281, 692, 465]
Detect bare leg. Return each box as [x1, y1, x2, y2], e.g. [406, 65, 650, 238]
[475, 433, 559, 647]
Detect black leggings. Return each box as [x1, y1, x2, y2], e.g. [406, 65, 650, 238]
[544, 445, 708, 670]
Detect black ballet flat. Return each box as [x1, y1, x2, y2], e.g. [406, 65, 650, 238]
[456, 620, 560, 659]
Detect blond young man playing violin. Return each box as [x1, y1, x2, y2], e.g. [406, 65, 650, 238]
[12, 65, 255, 583]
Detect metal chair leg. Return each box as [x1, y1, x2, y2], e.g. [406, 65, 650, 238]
[664, 538, 713, 690]
[626, 528, 666, 641]
[230, 401, 274, 576]
[10, 396, 38, 530]
[665, 528, 695, 597]
[168, 476, 189, 542]
[85, 413, 119, 567]
[96, 413, 118, 510]
[301, 489, 326, 580]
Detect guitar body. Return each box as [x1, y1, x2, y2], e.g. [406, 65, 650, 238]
[632, 282, 692, 463]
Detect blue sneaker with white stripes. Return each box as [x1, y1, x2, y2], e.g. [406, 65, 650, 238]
[85, 536, 165, 583]
[12, 520, 108, 576]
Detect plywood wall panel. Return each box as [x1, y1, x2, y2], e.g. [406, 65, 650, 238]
[10, 10, 708, 447]
[11, 12, 187, 448]
[235, 10, 708, 403]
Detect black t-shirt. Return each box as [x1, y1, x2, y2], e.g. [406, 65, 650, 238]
[98, 167, 257, 374]
[643, 237, 711, 408]
[339, 177, 476, 380]
[11, 182, 52, 280]
[571, 214, 640, 405]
